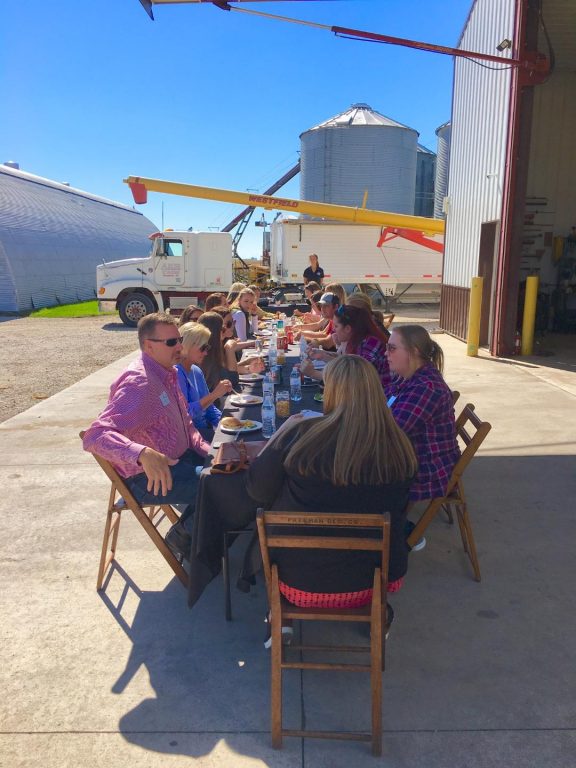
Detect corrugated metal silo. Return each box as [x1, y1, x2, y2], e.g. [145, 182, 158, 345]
[434, 121, 451, 219]
[415, 143, 436, 218]
[300, 103, 418, 215]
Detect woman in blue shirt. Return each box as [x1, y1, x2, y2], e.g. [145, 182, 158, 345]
[176, 322, 233, 441]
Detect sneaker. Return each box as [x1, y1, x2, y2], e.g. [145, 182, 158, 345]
[263, 613, 294, 649]
[405, 520, 426, 552]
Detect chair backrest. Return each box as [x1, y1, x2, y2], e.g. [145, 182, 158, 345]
[80, 431, 144, 512]
[451, 390, 460, 406]
[446, 404, 492, 494]
[256, 510, 390, 602]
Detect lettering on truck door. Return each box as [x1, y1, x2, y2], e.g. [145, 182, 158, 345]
[154, 238, 184, 286]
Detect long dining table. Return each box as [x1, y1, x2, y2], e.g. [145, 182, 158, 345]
[187, 343, 323, 608]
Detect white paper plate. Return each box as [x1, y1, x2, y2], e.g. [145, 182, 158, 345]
[229, 394, 263, 406]
[254, 330, 273, 337]
[239, 373, 264, 382]
[220, 420, 263, 434]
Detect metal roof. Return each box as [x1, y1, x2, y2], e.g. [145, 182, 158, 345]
[301, 104, 418, 135]
[0, 164, 138, 212]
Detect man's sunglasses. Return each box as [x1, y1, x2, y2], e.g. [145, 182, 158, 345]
[148, 336, 183, 347]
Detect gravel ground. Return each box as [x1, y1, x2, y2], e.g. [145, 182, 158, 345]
[0, 305, 442, 424]
[0, 316, 138, 423]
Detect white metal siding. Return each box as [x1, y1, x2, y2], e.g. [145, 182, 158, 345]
[0, 169, 157, 312]
[443, 0, 515, 287]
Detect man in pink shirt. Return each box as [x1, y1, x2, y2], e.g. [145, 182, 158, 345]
[83, 312, 211, 559]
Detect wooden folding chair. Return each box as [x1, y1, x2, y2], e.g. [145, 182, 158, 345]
[406, 404, 492, 581]
[257, 509, 390, 756]
[80, 432, 188, 591]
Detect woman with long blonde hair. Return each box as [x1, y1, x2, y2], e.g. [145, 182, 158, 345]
[247, 355, 416, 637]
[175, 322, 233, 440]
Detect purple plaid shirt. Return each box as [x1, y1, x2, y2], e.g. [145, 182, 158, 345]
[352, 335, 391, 390]
[389, 364, 460, 500]
[82, 352, 210, 478]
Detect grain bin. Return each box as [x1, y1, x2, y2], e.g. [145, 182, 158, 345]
[300, 103, 418, 215]
[434, 121, 451, 219]
[415, 144, 436, 218]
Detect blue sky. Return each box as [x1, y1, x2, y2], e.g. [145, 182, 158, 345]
[2, 0, 471, 259]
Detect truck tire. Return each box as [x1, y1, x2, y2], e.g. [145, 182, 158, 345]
[119, 293, 155, 327]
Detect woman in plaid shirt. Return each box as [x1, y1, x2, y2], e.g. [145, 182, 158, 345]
[301, 304, 392, 390]
[386, 325, 460, 501]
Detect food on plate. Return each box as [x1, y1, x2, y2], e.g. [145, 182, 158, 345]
[220, 416, 257, 430]
[220, 416, 244, 429]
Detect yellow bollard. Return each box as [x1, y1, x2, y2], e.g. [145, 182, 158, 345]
[466, 277, 483, 356]
[521, 275, 539, 355]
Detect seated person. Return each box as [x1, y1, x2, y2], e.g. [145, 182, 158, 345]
[293, 281, 321, 317]
[385, 325, 460, 508]
[248, 284, 276, 320]
[82, 312, 211, 559]
[230, 288, 258, 343]
[204, 292, 228, 312]
[302, 304, 391, 390]
[293, 292, 340, 347]
[176, 321, 233, 441]
[247, 355, 417, 638]
[178, 304, 202, 325]
[209, 307, 265, 380]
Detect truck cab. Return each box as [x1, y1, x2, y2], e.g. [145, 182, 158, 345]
[97, 230, 233, 326]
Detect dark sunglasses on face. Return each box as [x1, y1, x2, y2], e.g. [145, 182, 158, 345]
[200, 343, 211, 353]
[148, 336, 183, 347]
[224, 320, 234, 329]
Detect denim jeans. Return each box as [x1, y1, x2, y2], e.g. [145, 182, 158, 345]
[124, 449, 204, 523]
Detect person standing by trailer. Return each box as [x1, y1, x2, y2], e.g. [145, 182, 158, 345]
[303, 253, 324, 286]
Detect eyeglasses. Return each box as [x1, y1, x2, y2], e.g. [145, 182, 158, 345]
[224, 320, 234, 329]
[200, 343, 211, 353]
[148, 336, 183, 347]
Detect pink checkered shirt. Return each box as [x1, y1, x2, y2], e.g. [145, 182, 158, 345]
[82, 352, 210, 478]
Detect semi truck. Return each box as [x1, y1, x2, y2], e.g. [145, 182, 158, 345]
[97, 230, 233, 325]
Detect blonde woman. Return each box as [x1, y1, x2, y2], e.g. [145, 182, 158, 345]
[230, 287, 258, 342]
[247, 355, 416, 638]
[176, 322, 233, 440]
[324, 282, 347, 307]
[226, 281, 248, 306]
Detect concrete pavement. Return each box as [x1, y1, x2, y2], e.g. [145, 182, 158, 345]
[1, 323, 575, 767]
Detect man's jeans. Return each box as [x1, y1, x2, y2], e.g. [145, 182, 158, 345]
[124, 449, 204, 524]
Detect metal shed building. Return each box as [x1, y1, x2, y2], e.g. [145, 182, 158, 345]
[440, 0, 576, 355]
[0, 165, 157, 313]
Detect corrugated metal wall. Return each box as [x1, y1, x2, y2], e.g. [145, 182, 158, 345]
[0, 168, 157, 312]
[443, 0, 515, 290]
